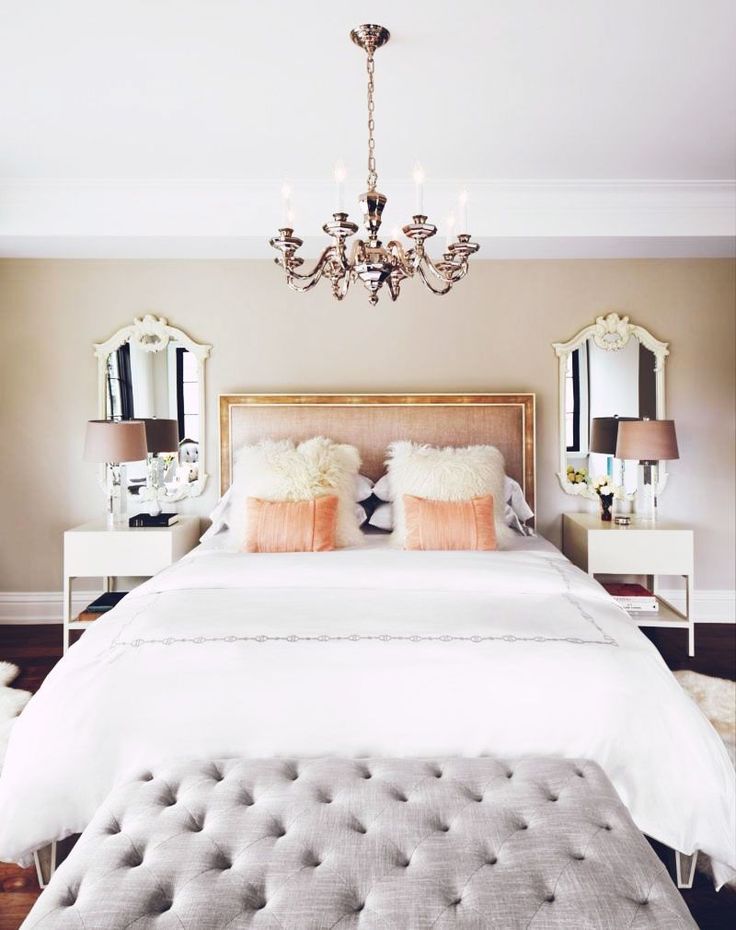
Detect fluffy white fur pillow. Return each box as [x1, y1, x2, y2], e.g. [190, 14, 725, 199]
[386, 441, 515, 548]
[228, 437, 364, 550]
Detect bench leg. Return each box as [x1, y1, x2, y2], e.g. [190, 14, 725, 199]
[33, 842, 57, 888]
[675, 849, 697, 889]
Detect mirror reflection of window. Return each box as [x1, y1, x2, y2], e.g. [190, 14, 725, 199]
[106, 344, 133, 420]
[175, 347, 200, 442]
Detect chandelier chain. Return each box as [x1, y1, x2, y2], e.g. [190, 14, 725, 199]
[366, 49, 377, 191]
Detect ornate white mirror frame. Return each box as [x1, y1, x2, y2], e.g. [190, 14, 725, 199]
[553, 312, 669, 500]
[94, 314, 211, 501]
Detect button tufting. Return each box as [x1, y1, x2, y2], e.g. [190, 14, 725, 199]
[519, 823, 528, 830]
[106, 823, 120, 835]
[241, 794, 254, 806]
[434, 770, 443, 779]
[575, 769, 584, 778]
[451, 897, 462, 906]
[395, 793, 408, 803]
[506, 771, 513, 779]
[355, 824, 367, 834]
[487, 856, 498, 865]
[573, 853, 585, 861]
[141, 773, 154, 782]
[354, 903, 365, 913]
[440, 824, 450, 832]
[639, 899, 649, 906]
[545, 894, 555, 903]
[603, 824, 612, 831]
[549, 795, 558, 802]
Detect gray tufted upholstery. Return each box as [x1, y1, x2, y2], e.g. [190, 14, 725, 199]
[21, 757, 695, 929]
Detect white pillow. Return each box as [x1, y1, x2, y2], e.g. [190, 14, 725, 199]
[505, 476, 534, 523]
[374, 473, 392, 502]
[201, 467, 372, 544]
[386, 441, 515, 548]
[199, 486, 234, 542]
[228, 437, 364, 550]
[370, 475, 534, 537]
[368, 501, 393, 531]
[355, 474, 374, 502]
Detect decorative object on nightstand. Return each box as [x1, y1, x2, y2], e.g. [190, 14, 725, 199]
[591, 476, 617, 522]
[141, 418, 179, 516]
[83, 420, 148, 527]
[616, 419, 679, 522]
[62, 516, 200, 652]
[562, 512, 695, 655]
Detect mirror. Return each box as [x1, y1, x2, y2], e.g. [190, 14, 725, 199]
[553, 313, 669, 499]
[95, 315, 211, 502]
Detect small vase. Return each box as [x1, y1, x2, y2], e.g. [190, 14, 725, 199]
[600, 493, 614, 522]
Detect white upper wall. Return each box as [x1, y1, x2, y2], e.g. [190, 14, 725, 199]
[0, 0, 734, 257]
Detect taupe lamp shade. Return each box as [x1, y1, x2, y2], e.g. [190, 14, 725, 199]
[589, 416, 639, 455]
[141, 418, 179, 454]
[615, 419, 680, 462]
[83, 420, 148, 464]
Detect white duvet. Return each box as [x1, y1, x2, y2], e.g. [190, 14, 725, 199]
[0, 535, 734, 886]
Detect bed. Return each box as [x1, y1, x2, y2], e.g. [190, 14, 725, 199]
[0, 393, 733, 892]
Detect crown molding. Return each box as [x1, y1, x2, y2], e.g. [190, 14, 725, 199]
[0, 178, 733, 259]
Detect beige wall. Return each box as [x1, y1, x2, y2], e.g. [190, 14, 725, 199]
[0, 258, 733, 592]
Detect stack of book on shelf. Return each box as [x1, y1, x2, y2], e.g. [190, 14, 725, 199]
[77, 592, 128, 623]
[602, 582, 659, 614]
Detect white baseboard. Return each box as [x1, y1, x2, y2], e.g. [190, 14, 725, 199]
[0, 591, 101, 624]
[0, 588, 734, 625]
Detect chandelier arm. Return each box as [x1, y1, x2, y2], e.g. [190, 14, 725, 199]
[281, 246, 336, 286]
[416, 260, 457, 296]
[421, 252, 469, 285]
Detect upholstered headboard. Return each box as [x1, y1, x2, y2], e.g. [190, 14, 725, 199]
[219, 393, 536, 517]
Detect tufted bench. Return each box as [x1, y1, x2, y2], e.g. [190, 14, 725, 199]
[21, 757, 695, 929]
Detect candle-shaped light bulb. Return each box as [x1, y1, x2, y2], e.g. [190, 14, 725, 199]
[286, 206, 296, 228]
[334, 160, 347, 212]
[412, 162, 425, 215]
[281, 182, 293, 227]
[390, 226, 401, 243]
[458, 188, 469, 233]
[445, 214, 456, 250]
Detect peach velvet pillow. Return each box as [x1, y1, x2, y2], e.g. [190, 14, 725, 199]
[403, 494, 497, 551]
[243, 495, 338, 553]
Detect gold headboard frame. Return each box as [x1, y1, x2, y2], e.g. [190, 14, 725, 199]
[219, 393, 536, 521]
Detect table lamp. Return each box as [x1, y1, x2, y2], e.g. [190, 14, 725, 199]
[615, 419, 679, 522]
[140, 419, 179, 516]
[84, 420, 148, 526]
[589, 416, 639, 482]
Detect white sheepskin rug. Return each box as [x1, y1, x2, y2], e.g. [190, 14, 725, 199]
[674, 670, 736, 886]
[674, 670, 735, 765]
[0, 661, 32, 770]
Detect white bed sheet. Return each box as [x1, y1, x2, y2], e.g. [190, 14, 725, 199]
[0, 534, 734, 886]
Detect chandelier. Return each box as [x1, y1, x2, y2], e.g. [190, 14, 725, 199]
[269, 24, 479, 305]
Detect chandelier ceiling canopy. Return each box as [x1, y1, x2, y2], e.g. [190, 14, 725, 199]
[269, 24, 479, 305]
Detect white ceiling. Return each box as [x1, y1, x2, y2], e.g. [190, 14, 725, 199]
[1, 0, 734, 257]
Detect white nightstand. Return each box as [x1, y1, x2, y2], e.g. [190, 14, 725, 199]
[63, 516, 200, 652]
[562, 512, 695, 655]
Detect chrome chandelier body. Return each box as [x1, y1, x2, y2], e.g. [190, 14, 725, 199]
[269, 25, 479, 305]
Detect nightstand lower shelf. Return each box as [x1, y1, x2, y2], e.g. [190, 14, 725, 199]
[624, 595, 689, 629]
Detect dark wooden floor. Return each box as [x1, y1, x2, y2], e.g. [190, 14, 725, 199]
[0, 622, 734, 929]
